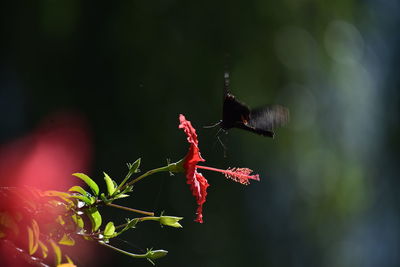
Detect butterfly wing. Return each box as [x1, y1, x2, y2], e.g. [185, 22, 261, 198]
[245, 105, 289, 137]
[221, 93, 250, 130]
[233, 122, 274, 137]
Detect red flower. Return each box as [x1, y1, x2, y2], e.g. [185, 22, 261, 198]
[178, 114, 260, 223]
[179, 114, 209, 223]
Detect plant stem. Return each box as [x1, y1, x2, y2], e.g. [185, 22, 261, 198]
[124, 165, 171, 187]
[114, 216, 160, 230]
[106, 203, 154, 216]
[113, 159, 184, 198]
[98, 241, 147, 258]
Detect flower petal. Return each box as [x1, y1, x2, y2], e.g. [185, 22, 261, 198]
[178, 114, 205, 174]
[187, 171, 209, 223]
[178, 114, 202, 148]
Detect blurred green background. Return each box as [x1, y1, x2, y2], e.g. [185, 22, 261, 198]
[1, 1, 399, 266]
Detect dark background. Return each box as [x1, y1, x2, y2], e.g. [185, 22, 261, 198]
[1, 1, 399, 266]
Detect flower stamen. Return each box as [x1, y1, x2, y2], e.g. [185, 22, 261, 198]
[195, 165, 260, 185]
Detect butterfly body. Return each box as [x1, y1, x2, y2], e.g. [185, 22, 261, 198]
[220, 72, 289, 137]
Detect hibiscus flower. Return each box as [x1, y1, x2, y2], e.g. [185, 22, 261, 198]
[178, 114, 259, 223]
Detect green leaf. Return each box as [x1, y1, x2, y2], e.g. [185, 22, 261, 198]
[56, 263, 76, 267]
[38, 240, 49, 258]
[56, 256, 75, 266]
[128, 158, 141, 174]
[120, 185, 134, 196]
[27, 226, 38, 255]
[103, 172, 115, 196]
[104, 222, 115, 236]
[56, 215, 65, 226]
[72, 173, 99, 196]
[65, 255, 74, 264]
[71, 214, 84, 229]
[50, 239, 62, 266]
[86, 207, 102, 231]
[100, 193, 107, 202]
[42, 190, 73, 203]
[70, 195, 92, 205]
[89, 196, 96, 204]
[68, 186, 87, 196]
[114, 218, 138, 237]
[113, 159, 141, 197]
[114, 194, 130, 199]
[27, 220, 40, 255]
[58, 234, 75, 246]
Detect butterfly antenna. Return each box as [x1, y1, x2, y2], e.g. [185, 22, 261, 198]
[203, 120, 222, 128]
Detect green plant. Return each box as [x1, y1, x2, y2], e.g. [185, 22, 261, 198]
[0, 114, 260, 266]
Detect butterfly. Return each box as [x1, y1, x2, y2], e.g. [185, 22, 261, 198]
[217, 72, 289, 138]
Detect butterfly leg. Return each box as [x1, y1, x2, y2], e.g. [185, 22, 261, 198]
[203, 120, 222, 128]
[215, 128, 228, 157]
[217, 135, 228, 157]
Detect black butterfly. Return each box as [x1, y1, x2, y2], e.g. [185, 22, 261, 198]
[218, 72, 289, 138]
